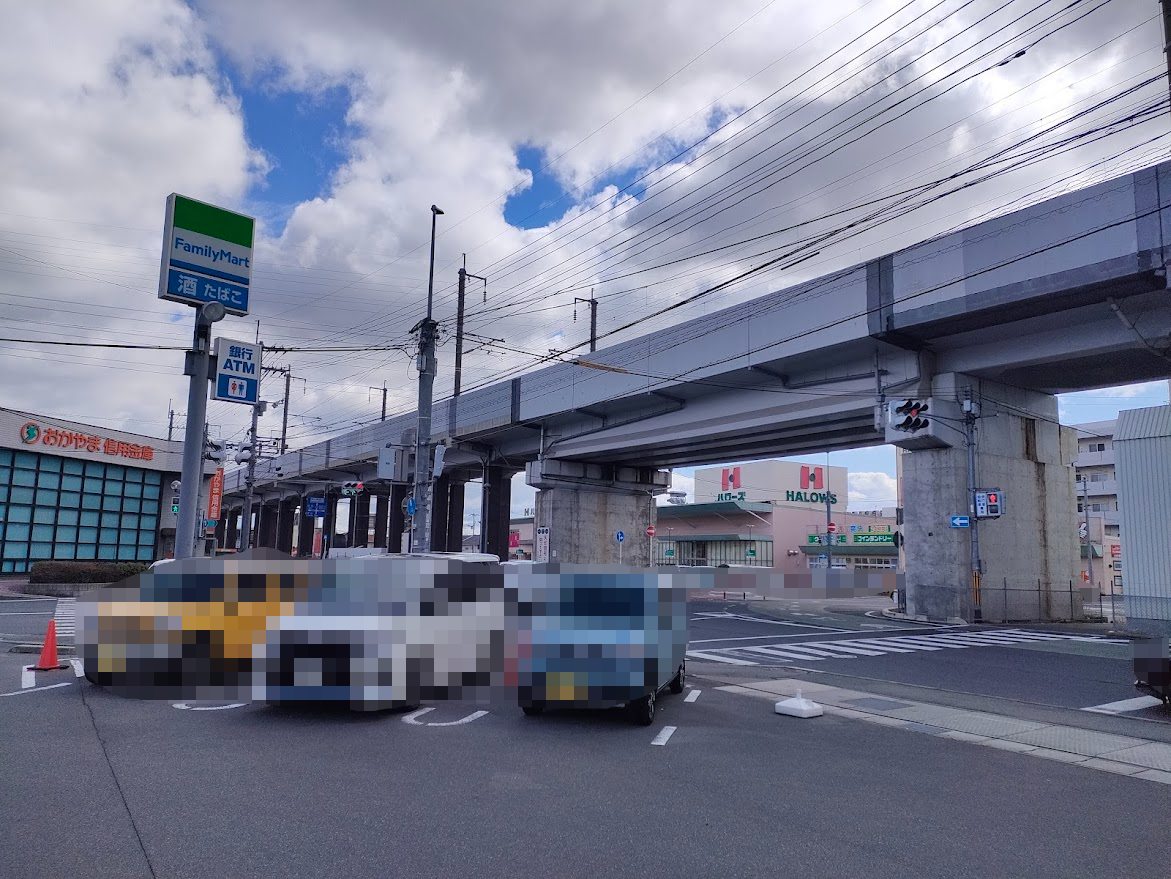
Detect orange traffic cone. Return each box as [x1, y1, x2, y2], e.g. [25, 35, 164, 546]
[30, 619, 68, 671]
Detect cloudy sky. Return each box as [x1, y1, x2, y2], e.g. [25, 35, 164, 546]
[1, 0, 1167, 522]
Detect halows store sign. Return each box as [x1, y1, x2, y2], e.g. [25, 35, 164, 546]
[20, 422, 155, 461]
[717, 465, 840, 504]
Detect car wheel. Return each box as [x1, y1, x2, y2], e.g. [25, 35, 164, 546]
[629, 690, 656, 726]
[669, 664, 685, 695]
[522, 702, 545, 717]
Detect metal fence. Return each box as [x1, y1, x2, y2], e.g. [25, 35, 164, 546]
[980, 579, 1097, 623]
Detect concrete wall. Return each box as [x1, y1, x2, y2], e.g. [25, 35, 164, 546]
[903, 374, 1080, 623]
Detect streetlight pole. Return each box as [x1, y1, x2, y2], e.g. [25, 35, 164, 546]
[411, 204, 443, 554]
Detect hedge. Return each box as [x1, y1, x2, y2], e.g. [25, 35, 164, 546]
[29, 561, 151, 585]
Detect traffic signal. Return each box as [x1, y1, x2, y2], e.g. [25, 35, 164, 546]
[171, 496, 180, 513]
[891, 399, 929, 432]
[205, 439, 224, 462]
[341, 481, 365, 497]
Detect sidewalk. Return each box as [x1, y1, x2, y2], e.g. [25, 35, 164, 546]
[720, 678, 1171, 785]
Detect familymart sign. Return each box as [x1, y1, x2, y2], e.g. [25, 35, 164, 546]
[158, 194, 255, 316]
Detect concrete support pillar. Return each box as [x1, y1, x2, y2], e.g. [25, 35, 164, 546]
[446, 478, 466, 554]
[482, 466, 514, 559]
[258, 503, 277, 549]
[323, 496, 337, 557]
[214, 515, 227, 548]
[373, 495, 388, 550]
[354, 495, 370, 547]
[527, 460, 669, 565]
[388, 483, 407, 553]
[225, 509, 238, 550]
[276, 498, 297, 554]
[901, 374, 1080, 624]
[429, 474, 452, 551]
[297, 501, 316, 558]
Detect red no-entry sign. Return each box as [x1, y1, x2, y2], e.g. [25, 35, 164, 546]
[646, 525, 656, 537]
[827, 522, 837, 534]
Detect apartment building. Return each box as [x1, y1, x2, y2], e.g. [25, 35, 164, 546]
[1072, 419, 1123, 594]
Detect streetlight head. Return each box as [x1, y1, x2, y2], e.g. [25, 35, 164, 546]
[200, 301, 227, 323]
[431, 205, 444, 216]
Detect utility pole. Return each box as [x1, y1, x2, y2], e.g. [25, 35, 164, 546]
[381, 382, 387, 421]
[411, 204, 443, 554]
[454, 255, 487, 398]
[237, 401, 265, 552]
[963, 394, 983, 622]
[1162, 0, 1171, 111]
[574, 291, 598, 352]
[1081, 477, 1093, 589]
[280, 370, 290, 454]
[167, 402, 175, 442]
[260, 363, 292, 454]
[825, 482, 833, 570]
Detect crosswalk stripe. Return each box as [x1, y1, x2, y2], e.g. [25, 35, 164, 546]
[872, 637, 944, 651]
[739, 645, 827, 661]
[847, 640, 918, 653]
[882, 636, 969, 649]
[53, 598, 75, 636]
[801, 642, 886, 657]
[692, 629, 1121, 666]
[685, 650, 757, 665]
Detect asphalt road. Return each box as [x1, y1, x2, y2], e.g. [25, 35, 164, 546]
[0, 597, 58, 641]
[3, 649, 1170, 879]
[687, 599, 1170, 724]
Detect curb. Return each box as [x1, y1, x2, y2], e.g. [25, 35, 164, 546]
[881, 608, 965, 625]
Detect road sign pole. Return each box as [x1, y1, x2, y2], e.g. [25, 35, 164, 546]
[176, 306, 221, 559]
[964, 398, 983, 621]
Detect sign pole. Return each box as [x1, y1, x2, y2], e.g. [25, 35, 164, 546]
[175, 305, 222, 559]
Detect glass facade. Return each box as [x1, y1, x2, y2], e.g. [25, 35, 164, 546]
[0, 447, 161, 573]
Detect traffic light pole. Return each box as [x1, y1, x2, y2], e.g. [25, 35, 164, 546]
[964, 402, 983, 622]
[825, 487, 833, 569]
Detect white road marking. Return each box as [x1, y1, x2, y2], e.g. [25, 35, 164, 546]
[172, 703, 246, 711]
[804, 642, 887, 657]
[0, 611, 57, 615]
[401, 707, 437, 725]
[690, 612, 850, 632]
[651, 725, 677, 746]
[427, 710, 489, 726]
[684, 689, 701, 703]
[21, 666, 35, 688]
[688, 628, 1127, 666]
[689, 633, 858, 644]
[685, 650, 757, 665]
[53, 598, 76, 636]
[1082, 696, 1164, 715]
[69, 659, 84, 678]
[0, 682, 73, 697]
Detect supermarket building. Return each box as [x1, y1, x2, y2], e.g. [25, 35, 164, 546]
[0, 407, 189, 573]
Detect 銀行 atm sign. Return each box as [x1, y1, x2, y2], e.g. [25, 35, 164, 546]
[212, 338, 261, 405]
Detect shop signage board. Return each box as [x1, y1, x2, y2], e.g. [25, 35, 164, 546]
[159, 194, 255, 315]
[212, 338, 261, 404]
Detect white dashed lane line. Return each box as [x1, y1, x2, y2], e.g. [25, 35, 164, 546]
[684, 689, 701, 703]
[651, 726, 677, 746]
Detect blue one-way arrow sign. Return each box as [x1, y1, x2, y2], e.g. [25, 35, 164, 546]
[950, 515, 970, 528]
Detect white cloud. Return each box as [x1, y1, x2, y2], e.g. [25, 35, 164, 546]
[848, 472, 897, 511]
[0, 0, 1163, 462]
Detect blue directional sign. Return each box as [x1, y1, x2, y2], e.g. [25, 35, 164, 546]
[950, 515, 970, 528]
[212, 338, 261, 405]
[406, 496, 417, 516]
[305, 497, 326, 518]
[616, 531, 624, 543]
